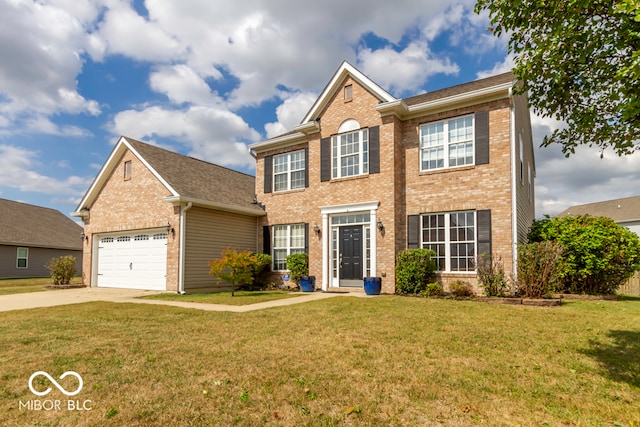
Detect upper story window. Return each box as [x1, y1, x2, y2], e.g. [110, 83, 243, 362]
[420, 115, 475, 171]
[273, 150, 306, 192]
[331, 128, 369, 179]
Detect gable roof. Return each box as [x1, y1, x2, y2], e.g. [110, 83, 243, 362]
[558, 195, 640, 224]
[74, 137, 264, 217]
[250, 63, 515, 152]
[0, 198, 82, 250]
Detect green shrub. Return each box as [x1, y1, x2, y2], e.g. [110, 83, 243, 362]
[395, 249, 436, 294]
[209, 249, 271, 295]
[250, 253, 272, 290]
[449, 280, 474, 297]
[528, 215, 640, 294]
[286, 253, 309, 286]
[46, 256, 77, 286]
[421, 282, 444, 297]
[517, 241, 564, 298]
[476, 254, 510, 296]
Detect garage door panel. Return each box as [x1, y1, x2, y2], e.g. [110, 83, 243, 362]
[96, 231, 167, 290]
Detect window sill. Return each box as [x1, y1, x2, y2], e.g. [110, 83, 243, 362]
[271, 188, 306, 195]
[330, 174, 369, 183]
[419, 165, 475, 176]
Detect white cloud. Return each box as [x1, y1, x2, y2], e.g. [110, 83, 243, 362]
[0, 0, 102, 136]
[110, 105, 260, 168]
[0, 144, 91, 195]
[358, 41, 459, 95]
[149, 64, 223, 106]
[264, 91, 318, 138]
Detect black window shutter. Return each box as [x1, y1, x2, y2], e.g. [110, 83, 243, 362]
[407, 215, 420, 249]
[475, 111, 489, 165]
[304, 147, 309, 188]
[263, 225, 271, 255]
[477, 210, 492, 257]
[264, 155, 273, 193]
[320, 137, 331, 182]
[369, 126, 380, 174]
[304, 223, 309, 253]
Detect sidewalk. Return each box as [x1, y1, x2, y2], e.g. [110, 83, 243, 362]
[0, 287, 364, 313]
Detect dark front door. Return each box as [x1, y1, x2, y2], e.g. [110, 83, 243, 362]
[340, 225, 363, 285]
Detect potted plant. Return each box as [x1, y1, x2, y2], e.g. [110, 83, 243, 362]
[286, 253, 315, 292]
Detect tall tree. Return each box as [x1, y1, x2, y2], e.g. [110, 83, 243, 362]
[475, 0, 640, 156]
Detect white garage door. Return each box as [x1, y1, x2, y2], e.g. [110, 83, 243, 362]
[96, 231, 168, 290]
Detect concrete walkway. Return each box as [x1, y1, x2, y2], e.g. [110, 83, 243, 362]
[0, 287, 366, 313]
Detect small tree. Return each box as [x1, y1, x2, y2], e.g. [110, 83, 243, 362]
[209, 249, 270, 296]
[395, 248, 436, 294]
[286, 253, 308, 286]
[47, 255, 77, 286]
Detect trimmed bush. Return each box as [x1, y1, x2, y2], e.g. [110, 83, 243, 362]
[421, 282, 444, 297]
[47, 255, 77, 286]
[286, 253, 309, 286]
[395, 249, 436, 294]
[449, 280, 474, 297]
[517, 241, 564, 298]
[528, 215, 640, 294]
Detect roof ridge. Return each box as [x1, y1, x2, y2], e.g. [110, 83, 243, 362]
[124, 137, 255, 178]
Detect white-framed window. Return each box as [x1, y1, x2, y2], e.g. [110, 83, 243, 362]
[421, 211, 476, 272]
[273, 150, 306, 192]
[272, 224, 306, 271]
[331, 128, 369, 178]
[124, 160, 132, 180]
[420, 115, 474, 171]
[16, 247, 28, 269]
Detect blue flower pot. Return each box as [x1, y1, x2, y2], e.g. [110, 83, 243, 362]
[300, 276, 316, 292]
[363, 277, 382, 295]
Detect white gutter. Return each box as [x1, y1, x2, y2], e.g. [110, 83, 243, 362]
[178, 202, 193, 294]
[509, 87, 519, 282]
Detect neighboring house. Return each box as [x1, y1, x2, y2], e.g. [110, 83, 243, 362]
[559, 195, 640, 237]
[0, 198, 83, 278]
[72, 137, 264, 293]
[250, 61, 535, 293]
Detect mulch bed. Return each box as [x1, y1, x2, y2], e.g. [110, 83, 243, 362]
[44, 284, 87, 290]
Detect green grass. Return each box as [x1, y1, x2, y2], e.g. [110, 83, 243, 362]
[0, 277, 82, 295]
[1, 297, 639, 426]
[140, 290, 305, 306]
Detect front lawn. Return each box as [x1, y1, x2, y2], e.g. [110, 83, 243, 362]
[1, 297, 638, 426]
[0, 277, 82, 295]
[140, 290, 305, 306]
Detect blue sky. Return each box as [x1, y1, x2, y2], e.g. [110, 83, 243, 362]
[1, 0, 638, 221]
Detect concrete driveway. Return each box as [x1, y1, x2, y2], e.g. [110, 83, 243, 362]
[0, 287, 359, 313]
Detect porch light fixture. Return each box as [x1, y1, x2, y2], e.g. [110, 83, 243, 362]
[313, 223, 321, 236]
[166, 222, 174, 235]
[80, 231, 88, 243]
[377, 218, 384, 232]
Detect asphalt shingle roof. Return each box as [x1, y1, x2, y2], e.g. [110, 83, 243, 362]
[558, 195, 640, 223]
[0, 198, 83, 249]
[124, 138, 263, 214]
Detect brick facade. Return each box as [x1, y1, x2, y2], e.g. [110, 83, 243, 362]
[80, 151, 180, 290]
[252, 62, 535, 295]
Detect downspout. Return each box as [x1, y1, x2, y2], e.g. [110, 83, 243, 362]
[509, 87, 519, 282]
[178, 202, 193, 294]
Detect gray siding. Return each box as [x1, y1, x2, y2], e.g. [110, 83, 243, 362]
[0, 245, 83, 278]
[183, 207, 258, 292]
[513, 92, 536, 243]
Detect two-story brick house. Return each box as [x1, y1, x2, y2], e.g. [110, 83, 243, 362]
[250, 61, 535, 294]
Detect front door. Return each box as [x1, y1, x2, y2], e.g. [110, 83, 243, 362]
[340, 225, 362, 287]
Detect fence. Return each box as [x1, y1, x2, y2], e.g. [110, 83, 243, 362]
[619, 272, 640, 296]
